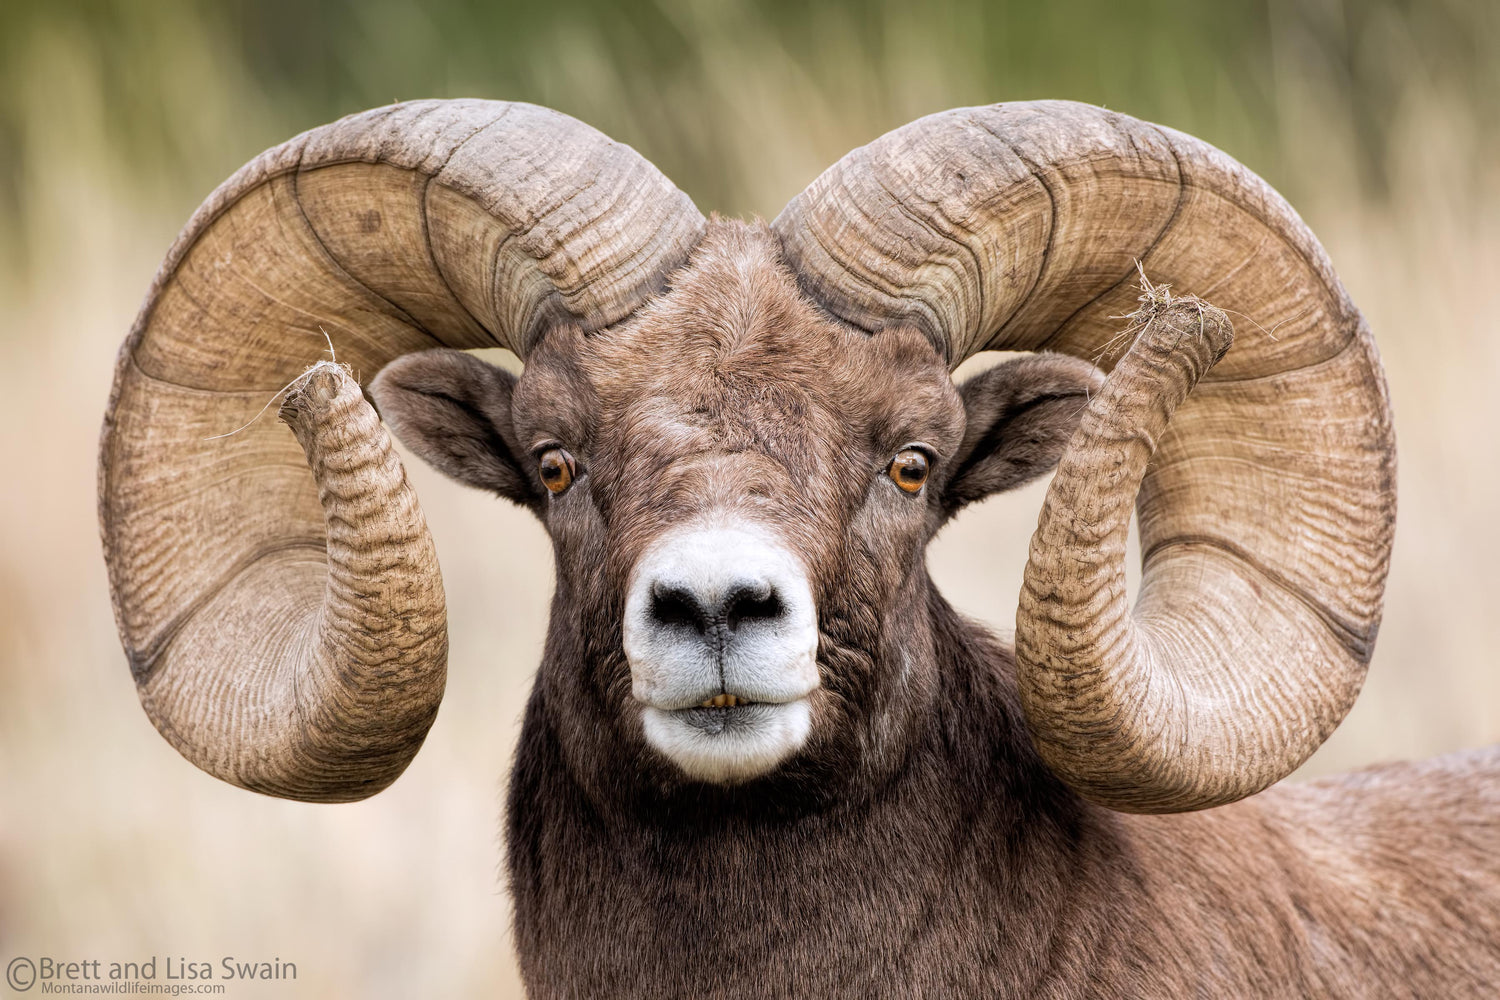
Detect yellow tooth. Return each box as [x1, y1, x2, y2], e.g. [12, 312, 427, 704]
[697, 693, 749, 708]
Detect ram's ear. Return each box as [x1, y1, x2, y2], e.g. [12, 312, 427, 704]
[944, 353, 1104, 512]
[369, 349, 539, 506]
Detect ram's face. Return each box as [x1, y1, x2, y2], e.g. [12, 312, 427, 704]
[509, 225, 964, 783]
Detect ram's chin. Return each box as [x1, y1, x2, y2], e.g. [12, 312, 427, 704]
[641, 700, 813, 784]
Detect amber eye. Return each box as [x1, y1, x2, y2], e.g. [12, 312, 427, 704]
[538, 448, 575, 494]
[888, 448, 930, 494]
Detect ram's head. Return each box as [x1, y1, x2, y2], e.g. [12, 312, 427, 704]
[100, 100, 1394, 814]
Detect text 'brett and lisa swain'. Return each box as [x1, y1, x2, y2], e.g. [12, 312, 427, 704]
[22, 958, 295, 982]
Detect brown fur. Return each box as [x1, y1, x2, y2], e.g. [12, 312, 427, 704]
[371, 220, 1500, 998]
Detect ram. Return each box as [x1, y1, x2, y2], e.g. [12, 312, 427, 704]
[99, 100, 1500, 997]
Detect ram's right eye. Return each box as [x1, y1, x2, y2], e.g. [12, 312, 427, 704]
[538, 448, 576, 494]
[887, 448, 931, 494]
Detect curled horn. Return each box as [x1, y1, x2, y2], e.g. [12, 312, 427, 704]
[774, 101, 1395, 812]
[100, 100, 704, 801]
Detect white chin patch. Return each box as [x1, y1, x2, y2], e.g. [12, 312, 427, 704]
[641, 700, 813, 784]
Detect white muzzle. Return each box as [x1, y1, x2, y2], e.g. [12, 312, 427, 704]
[622, 523, 820, 783]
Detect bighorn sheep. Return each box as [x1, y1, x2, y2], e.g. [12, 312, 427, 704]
[100, 99, 1500, 997]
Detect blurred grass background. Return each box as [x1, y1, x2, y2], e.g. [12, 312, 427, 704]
[1, 0, 1497, 996]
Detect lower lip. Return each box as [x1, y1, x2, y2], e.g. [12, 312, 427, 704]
[675, 703, 763, 735]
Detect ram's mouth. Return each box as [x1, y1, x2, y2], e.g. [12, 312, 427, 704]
[672, 696, 793, 736]
[699, 693, 752, 708]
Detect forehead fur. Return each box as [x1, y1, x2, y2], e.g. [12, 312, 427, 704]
[579, 219, 959, 450]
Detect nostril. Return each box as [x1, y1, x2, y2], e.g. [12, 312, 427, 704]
[647, 580, 786, 638]
[650, 584, 708, 635]
[723, 583, 784, 634]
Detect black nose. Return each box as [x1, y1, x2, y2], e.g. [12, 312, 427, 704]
[648, 580, 786, 639]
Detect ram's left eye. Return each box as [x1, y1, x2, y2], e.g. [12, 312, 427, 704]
[538, 448, 576, 494]
[888, 448, 930, 494]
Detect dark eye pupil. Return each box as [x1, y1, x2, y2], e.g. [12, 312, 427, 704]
[890, 449, 929, 493]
